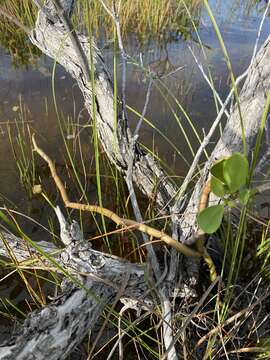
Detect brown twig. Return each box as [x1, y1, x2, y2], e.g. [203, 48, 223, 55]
[198, 179, 212, 213]
[196, 290, 270, 347]
[32, 135, 201, 259]
[196, 178, 218, 281]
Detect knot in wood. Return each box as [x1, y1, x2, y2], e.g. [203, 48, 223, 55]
[89, 253, 106, 269]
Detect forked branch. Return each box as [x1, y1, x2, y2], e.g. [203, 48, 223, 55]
[32, 135, 201, 259]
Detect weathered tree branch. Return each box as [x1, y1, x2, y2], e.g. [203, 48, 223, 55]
[179, 34, 270, 243]
[30, 0, 177, 212]
[0, 0, 270, 358]
[0, 207, 152, 359]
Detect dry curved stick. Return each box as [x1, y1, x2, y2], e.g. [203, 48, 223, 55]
[198, 179, 212, 213]
[196, 179, 212, 255]
[32, 135, 201, 259]
[196, 178, 217, 281]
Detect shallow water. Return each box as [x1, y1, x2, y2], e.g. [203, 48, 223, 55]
[0, 0, 269, 235]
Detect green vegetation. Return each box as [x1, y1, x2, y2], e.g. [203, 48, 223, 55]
[0, 0, 270, 358]
[0, 0, 39, 67]
[197, 152, 250, 234]
[0, 0, 202, 66]
[77, 0, 202, 42]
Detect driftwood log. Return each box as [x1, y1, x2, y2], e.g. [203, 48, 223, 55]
[0, 0, 270, 359]
[0, 208, 151, 360]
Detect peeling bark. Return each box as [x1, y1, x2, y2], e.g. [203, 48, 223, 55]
[30, 0, 177, 212]
[0, 224, 151, 360]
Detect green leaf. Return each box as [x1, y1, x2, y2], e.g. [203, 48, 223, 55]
[227, 200, 236, 208]
[210, 159, 226, 183]
[211, 176, 226, 197]
[239, 189, 251, 205]
[223, 153, 249, 193]
[197, 205, 224, 234]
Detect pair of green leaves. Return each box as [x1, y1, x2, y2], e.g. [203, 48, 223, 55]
[197, 153, 249, 234]
[210, 152, 249, 197]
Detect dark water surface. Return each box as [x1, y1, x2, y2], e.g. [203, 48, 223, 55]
[0, 0, 269, 235]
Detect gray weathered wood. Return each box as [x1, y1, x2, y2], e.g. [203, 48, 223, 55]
[179, 34, 270, 243]
[30, 0, 177, 212]
[0, 217, 150, 360]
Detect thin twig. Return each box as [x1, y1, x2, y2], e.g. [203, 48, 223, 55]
[188, 45, 230, 119]
[161, 276, 221, 360]
[250, 0, 270, 66]
[173, 71, 248, 207]
[32, 134, 201, 259]
[130, 75, 178, 358]
[125, 79, 160, 277]
[134, 79, 153, 136]
[88, 264, 131, 359]
[196, 290, 270, 347]
[160, 289, 178, 360]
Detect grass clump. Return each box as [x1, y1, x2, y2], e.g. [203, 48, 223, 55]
[0, 0, 40, 67]
[76, 0, 202, 43]
[0, 0, 202, 66]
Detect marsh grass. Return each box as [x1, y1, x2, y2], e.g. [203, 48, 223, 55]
[0, 0, 202, 59]
[74, 0, 202, 43]
[0, 0, 39, 67]
[1, 0, 270, 358]
[7, 101, 36, 200]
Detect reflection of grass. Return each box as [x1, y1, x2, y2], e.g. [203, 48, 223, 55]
[0, 0, 39, 67]
[7, 99, 36, 199]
